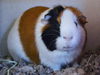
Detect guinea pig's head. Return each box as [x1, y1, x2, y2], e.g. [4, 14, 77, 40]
[41, 5, 87, 51]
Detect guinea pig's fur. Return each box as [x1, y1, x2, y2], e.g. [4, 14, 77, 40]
[7, 5, 87, 70]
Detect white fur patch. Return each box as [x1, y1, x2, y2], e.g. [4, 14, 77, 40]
[7, 15, 30, 62]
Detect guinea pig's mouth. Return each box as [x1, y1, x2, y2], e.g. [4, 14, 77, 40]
[64, 46, 73, 49]
[58, 46, 73, 52]
[63, 46, 72, 49]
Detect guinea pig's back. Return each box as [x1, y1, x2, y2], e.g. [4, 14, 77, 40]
[7, 7, 48, 64]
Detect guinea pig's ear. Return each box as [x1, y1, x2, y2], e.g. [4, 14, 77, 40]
[41, 15, 51, 24]
[78, 15, 88, 26]
[45, 6, 64, 20]
[41, 5, 64, 24]
[50, 5, 64, 18]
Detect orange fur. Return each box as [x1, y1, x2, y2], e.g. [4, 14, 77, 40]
[19, 6, 48, 64]
[41, 24, 50, 32]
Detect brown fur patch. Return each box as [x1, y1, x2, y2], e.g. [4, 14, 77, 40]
[19, 6, 48, 64]
[57, 11, 63, 24]
[57, 15, 61, 24]
[41, 24, 50, 32]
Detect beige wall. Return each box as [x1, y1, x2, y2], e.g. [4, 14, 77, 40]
[0, 0, 100, 56]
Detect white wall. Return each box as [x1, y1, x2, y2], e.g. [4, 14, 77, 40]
[0, 0, 100, 57]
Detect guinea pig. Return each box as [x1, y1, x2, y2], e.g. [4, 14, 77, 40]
[7, 5, 87, 70]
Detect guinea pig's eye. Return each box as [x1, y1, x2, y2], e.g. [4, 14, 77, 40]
[74, 21, 78, 26]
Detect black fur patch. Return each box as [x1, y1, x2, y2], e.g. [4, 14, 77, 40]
[41, 5, 64, 51]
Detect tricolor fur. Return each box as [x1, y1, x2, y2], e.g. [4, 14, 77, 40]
[7, 5, 87, 70]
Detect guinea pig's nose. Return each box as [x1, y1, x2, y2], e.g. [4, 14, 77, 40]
[63, 36, 73, 41]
